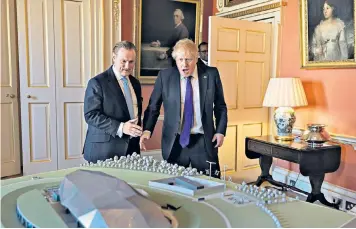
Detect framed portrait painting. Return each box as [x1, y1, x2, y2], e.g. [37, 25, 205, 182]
[300, 0, 356, 68]
[134, 0, 203, 84]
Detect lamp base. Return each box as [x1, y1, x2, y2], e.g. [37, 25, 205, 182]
[273, 107, 296, 141]
[274, 135, 295, 141]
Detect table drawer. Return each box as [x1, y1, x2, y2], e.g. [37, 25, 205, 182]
[247, 141, 272, 155]
[272, 147, 300, 163]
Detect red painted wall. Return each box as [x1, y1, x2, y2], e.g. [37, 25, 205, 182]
[277, 0, 356, 191]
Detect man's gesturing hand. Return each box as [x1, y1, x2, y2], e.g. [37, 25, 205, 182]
[212, 133, 225, 148]
[123, 118, 142, 137]
[140, 131, 151, 151]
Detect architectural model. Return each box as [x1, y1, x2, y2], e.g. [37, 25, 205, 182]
[59, 170, 173, 228]
[2, 154, 353, 228]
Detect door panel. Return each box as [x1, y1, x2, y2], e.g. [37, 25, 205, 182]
[17, 0, 58, 175]
[209, 16, 272, 182]
[1, 0, 21, 177]
[218, 126, 237, 172]
[28, 103, 51, 162]
[63, 103, 86, 160]
[216, 61, 238, 109]
[54, 0, 93, 169]
[244, 61, 265, 108]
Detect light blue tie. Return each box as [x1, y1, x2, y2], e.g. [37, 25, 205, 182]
[121, 77, 134, 119]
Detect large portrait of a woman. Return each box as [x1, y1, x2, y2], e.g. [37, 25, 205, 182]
[300, 0, 356, 68]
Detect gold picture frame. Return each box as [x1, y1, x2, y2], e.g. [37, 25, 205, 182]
[225, 0, 255, 7]
[134, 0, 203, 84]
[300, 0, 356, 69]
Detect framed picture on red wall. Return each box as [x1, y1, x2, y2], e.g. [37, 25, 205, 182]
[134, 0, 203, 84]
[300, 0, 356, 68]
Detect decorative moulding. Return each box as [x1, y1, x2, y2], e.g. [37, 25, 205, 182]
[113, 0, 121, 30]
[216, 0, 287, 18]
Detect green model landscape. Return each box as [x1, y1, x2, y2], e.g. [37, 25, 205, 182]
[1, 167, 353, 228]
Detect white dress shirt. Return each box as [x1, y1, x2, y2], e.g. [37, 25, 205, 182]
[143, 66, 204, 137]
[112, 66, 138, 138]
[200, 58, 208, 66]
[180, 67, 204, 134]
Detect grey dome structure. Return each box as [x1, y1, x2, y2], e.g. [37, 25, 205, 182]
[59, 170, 172, 228]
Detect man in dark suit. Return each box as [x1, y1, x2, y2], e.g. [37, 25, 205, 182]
[140, 39, 227, 177]
[198, 42, 209, 66]
[83, 41, 143, 163]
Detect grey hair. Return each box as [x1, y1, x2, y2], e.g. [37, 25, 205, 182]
[174, 9, 184, 20]
[113, 41, 137, 54]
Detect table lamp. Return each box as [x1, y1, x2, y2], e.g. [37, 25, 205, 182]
[263, 78, 308, 140]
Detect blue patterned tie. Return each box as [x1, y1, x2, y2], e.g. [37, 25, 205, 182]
[179, 76, 193, 148]
[121, 77, 134, 119]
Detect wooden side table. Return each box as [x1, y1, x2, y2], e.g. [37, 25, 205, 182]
[245, 135, 341, 209]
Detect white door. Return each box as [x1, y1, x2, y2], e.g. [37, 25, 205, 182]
[53, 0, 92, 169]
[17, 0, 58, 175]
[17, 0, 106, 174]
[209, 16, 272, 183]
[0, 0, 21, 177]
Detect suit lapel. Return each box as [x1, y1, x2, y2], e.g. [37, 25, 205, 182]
[197, 62, 208, 113]
[170, 67, 181, 120]
[106, 67, 130, 119]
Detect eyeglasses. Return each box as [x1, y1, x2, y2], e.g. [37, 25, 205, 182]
[199, 50, 208, 53]
[176, 58, 194, 63]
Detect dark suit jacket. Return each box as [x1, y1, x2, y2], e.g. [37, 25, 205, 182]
[143, 62, 227, 161]
[83, 67, 142, 162]
[197, 58, 208, 66]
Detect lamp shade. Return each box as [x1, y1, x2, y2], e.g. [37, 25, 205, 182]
[263, 78, 308, 107]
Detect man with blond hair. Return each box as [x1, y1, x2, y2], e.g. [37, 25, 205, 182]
[141, 39, 227, 177]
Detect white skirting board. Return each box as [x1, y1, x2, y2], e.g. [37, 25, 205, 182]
[272, 166, 356, 212]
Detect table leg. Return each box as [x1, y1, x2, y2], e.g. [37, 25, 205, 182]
[255, 156, 310, 195]
[255, 155, 274, 186]
[307, 174, 340, 209]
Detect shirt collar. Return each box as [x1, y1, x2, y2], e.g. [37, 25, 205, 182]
[175, 22, 182, 28]
[112, 65, 125, 80]
[180, 66, 198, 80]
[200, 58, 208, 65]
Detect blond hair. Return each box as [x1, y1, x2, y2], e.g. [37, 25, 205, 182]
[172, 39, 198, 60]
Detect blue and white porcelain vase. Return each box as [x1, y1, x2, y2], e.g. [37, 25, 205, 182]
[273, 107, 296, 140]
